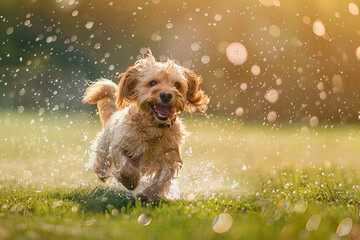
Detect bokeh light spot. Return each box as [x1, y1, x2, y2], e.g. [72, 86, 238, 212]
[138, 214, 152, 226]
[337, 218, 353, 237]
[226, 42, 248, 65]
[269, 24, 281, 37]
[235, 107, 244, 116]
[201, 55, 210, 64]
[349, 3, 359, 16]
[251, 64, 261, 76]
[312, 19, 325, 37]
[6, 27, 14, 35]
[306, 215, 321, 232]
[214, 14, 222, 21]
[356, 46, 360, 60]
[85, 21, 94, 29]
[212, 213, 233, 233]
[191, 42, 200, 51]
[265, 89, 279, 104]
[267, 111, 277, 122]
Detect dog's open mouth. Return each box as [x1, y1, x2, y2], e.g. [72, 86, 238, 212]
[149, 103, 174, 121]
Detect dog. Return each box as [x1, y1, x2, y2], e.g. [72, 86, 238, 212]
[83, 50, 209, 200]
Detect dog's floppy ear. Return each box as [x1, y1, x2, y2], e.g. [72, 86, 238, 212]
[116, 50, 155, 109]
[117, 66, 139, 109]
[184, 69, 210, 113]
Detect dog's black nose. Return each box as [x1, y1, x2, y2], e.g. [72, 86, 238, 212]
[159, 91, 173, 103]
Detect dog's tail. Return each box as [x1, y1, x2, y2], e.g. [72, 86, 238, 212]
[83, 79, 118, 127]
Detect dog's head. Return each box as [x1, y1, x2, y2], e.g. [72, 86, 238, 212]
[116, 50, 209, 124]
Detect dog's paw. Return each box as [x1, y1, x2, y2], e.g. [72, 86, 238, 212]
[136, 193, 149, 201]
[96, 173, 107, 182]
[116, 174, 139, 190]
[136, 190, 163, 201]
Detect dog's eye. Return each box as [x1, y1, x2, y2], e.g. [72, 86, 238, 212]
[149, 80, 157, 87]
[174, 82, 181, 89]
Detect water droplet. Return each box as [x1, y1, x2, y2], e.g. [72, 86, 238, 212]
[226, 42, 248, 65]
[235, 107, 244, 116]
[356, 46, 360, 60]
[319, 91, 327, 100]
[94, 43, 101, 49]
[138, 214, 152, 226]
[317, 82, 324, 91]
[201, 55, 210, 64]
[240, 82, 248, 91]
[151, 32, 161, 41]
[140, 47, 148, 55]
[18, 106, 25, 114]
[265, 89, 279, 104]
[111, 209, 119, 216]
[24, 20, 31, 27]
[46, 36, 53, 43]
[212, 213, 233, 233]
[349, 3, 359, 16]
[309, 116, 319, 127]
[269, 24, 281, 37]
[72, 10, 79, 17]
[259, 0, 274, 7]
[214, 14, 222, 21]
[312, 19, 325, 37]
[85, 22, 94, 29]
[293, 199, 307, 213]
[306, 215, 321, 231]
[166, 22, 173, 29]
[251, 64, 261, 76]
[214, 68, 224, 78]
[332, 74, 343, 93]
[19, 88, 26, 96]
[267, 111, 277, 123]
[303, 16, 311, 25]
[273, 0, 281, 6]
[6, 27, 14, 35]
[52, 200, 63, 208]
[337, 218, 353, 237]
[191, 42, 200, 51]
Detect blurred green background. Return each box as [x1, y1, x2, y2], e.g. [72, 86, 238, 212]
[1, 0, 359, 124]
[1, 2, 360, 239]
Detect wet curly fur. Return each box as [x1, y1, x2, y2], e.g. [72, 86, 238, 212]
[83, 50, 209, 200]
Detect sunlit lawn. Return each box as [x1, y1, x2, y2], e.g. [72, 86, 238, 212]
[1, 111, 360, 239]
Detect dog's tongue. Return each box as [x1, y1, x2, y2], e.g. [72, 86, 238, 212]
[155, 104, 173, 116]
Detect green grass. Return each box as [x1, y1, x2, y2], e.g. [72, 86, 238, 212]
[1, 111, 360, 239]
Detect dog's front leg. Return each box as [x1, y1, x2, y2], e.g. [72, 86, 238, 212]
[136, 168, 173, 200]
[113, 151, 140, 190]
[137, 149, 181, 200]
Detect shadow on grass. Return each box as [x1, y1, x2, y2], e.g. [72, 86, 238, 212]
[66, 187, 164, 213]
[67, 187, 136, 213]
[0, 181, 165, 214]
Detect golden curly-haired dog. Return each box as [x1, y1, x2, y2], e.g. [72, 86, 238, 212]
[83, 50, 209, 200]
